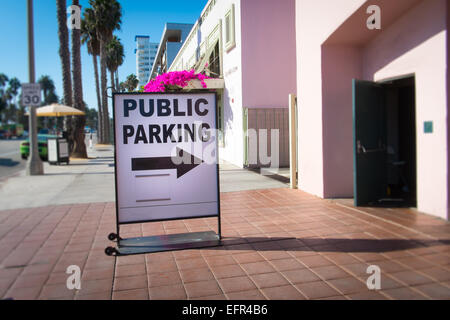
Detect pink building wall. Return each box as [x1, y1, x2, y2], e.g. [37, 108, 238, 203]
[240, 0, 297, 108]
[296, 0, 449, 220]
[295, 0, 365, 198]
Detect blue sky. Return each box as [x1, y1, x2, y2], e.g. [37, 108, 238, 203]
[0, 0, 207, 113]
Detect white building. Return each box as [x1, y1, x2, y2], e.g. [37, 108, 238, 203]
[169, 0, 297, 168]
[135, 35, 158, 87]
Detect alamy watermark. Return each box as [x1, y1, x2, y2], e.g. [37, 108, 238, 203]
[366, 265, 381, 290]
[66, 265, 81, 290]
[67, 5, 81, 30]
[366, 5, 381, 30]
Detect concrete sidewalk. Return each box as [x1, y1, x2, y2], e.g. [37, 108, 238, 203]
[0, 145, 288, 210]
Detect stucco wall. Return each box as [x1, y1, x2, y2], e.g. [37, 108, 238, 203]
[295, 0, 365, 198]
[296, 0, 449, 219]
[240, 0, 297, 109]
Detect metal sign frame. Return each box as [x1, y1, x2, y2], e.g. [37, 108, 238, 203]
[106, 91, 222, 256]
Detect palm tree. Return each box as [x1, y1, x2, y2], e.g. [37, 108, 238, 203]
[106, 36, 124, 92]
[89, 0, 122, 144]
[56, 0, 73, 135]
[124, 74, 139, 92]
[81, 7, 103, 143]
[38, 75, 56, 103]
[71, 0, 87, 158]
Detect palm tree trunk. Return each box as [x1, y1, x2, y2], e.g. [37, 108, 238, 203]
[115, 70, 119, 92]
[71, 0, 87, 158]
[93, 54, 103, 142]
[56, 0, 73, 134]
[110, 70, 115, 92]
[100, 39, 110, 144]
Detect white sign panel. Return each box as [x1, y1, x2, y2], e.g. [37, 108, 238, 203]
[114, 92, 219, 224]
[22, 83, 41, 107]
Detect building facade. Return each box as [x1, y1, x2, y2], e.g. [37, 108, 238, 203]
[169, 0, 297, 168]
[135, 35, 158, 87]
[295, 0, 450, 220]
[150, 23, 194, 79]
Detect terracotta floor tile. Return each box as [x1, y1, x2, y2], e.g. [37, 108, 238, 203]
[5, 286, 42, 300]
[217, 276, 256, 293]
[347, 291, 388, 300]
[382, 287, 429, 300]
[327, 277, 368, 295]
[204, 254, 236, 267]
[112, 288, 148, 300]
[240, 261, 276, 275]
[296, 255, 334, 268]
[310, 265, 351, 281]
[75, 291, 111, 300]
[389, 270, 434, 286]
[262, 285, 306, 300]
[324, 253, 361, 266]
[395, 256, 434, 270]
[419, 267, 450, 282]
[146, 258, 178, 273]
[281, 269, 321, 284]
[210, 264, 246, 279]
[147, 271, 182, 288]
[173, 249, 203, 260]
[39, 283, 74, 300]
[341, 263, 371, 277]
[180, 268, 215, 283]
[250, 272, 289, 289]
[12, 274, 48, 289]
[116, 255, 145, 266]
[115, 263, 146, 278]
[113, 275, 147, 291]
[233, 252, 265, 264]
[378, 275, 404, 290]
[78, 278, 112, 295]
[269, 258, 305, 272]
[226, 289, 266, 300]
[81, 267, 114, 281]
[413, 283, 450, 299]
[295, 281, 340, 299]
[259, 250, 292, 261]
[184, 280, 222, 298]
[148, 284, 186, 300]
[176, 257, 208, 271]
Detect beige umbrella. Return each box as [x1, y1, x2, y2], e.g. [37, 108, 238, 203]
[26, 103, 85, 117]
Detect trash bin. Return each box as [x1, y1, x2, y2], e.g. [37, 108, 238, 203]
[48, 138, 70, 165]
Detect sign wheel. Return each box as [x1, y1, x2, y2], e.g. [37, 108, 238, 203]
[104, 246, 119, 256]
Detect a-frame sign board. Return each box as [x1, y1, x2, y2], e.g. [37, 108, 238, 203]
[106, 92, 221, 256]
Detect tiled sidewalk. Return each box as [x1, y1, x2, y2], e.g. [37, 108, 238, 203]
[0, 188, 449, 300]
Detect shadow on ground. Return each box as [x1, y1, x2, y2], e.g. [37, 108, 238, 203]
[0, 158, 20, 167]
[216, 237, 450, 253]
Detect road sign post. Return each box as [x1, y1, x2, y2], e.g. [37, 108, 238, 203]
[106, 92, 221, 256]
[25, 0, 43, 176]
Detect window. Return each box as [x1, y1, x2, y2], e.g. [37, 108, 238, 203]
[224, 4, 235, 52]
[208, 42, 221, 77]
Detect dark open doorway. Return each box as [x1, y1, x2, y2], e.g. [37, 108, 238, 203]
[353, 76, 416, 207]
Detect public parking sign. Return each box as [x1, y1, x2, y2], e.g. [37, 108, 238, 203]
[113, 92, 220, 225]
[22, 83, 41, 107]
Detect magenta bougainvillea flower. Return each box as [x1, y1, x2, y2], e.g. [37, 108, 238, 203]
[144, 70, 209, 92]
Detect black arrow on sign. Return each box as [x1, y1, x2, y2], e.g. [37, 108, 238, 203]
[131, 147, 204, 179]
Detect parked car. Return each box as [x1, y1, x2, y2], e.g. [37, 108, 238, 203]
[20, 134, 58, 161]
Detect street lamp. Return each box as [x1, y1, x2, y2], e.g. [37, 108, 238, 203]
[26, 0, 44, 175]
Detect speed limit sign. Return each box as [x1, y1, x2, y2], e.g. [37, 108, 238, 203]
[22, 83, 41, 107]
